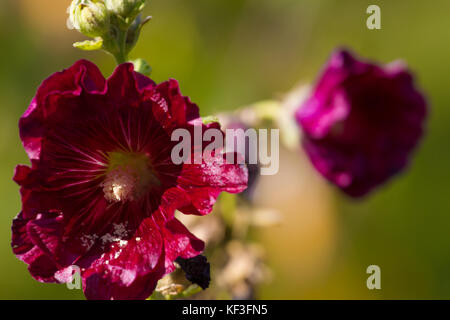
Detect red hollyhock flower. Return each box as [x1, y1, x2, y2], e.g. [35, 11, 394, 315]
[296, 50, 427, 197]
[12, 60, 248, 300]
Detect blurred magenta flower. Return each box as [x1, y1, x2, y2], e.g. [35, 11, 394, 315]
[12, 60, 247, 299]
[296, 49, 427, 197]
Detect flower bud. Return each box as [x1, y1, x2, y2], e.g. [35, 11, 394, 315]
[105, 0, 147, 22]
[69, 0, 110, 38]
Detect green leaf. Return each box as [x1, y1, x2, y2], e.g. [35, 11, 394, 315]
[73, 38, 103, 51]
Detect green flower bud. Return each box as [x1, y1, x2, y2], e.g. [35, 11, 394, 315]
[68, 0, 110, 38]
[105, 0, 147, 23]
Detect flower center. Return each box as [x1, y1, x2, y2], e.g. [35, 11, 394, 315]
[102, 152, 160, 203]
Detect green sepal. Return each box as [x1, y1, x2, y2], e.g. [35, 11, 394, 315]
[125, 15, 152, 53]
[73, 38, 104, 51]
[132, 58, 152, 76]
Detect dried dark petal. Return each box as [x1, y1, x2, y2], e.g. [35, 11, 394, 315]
[176, 255, 211, 290]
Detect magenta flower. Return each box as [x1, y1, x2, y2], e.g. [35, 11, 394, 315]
[12, 60, 248, 299]
[296, 50, 427, 197]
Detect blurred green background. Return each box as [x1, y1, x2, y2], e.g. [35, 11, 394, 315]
[1, 0, 450, 299]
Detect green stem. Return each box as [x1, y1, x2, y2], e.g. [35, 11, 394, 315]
[102, 25, 129, 65]
[113, 29, 129, 64]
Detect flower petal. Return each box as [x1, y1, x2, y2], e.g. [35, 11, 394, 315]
[20, 60, 106, 160]
[160, 218, 204, 273]
[106, 63, 156, 108]
[82, 217, 165, 300]
[150, 79, 200, 131]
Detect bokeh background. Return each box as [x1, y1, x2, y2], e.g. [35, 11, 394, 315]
[1, 0, 449, 299]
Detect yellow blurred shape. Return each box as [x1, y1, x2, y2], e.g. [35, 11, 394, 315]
[254, 147, 338, 297]
[17, 0, 74, 41]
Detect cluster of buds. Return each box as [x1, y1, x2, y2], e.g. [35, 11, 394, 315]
[105, 0, 147, 26]
[68, 0, 151, 72]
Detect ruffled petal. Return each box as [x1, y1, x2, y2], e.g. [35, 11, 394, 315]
[106, 63, 156, 108]
[160, 218, 204, 273]
[11, 212, 36, 263]
[82, 218, 164, 300]
[11, 212, 60, 283]
[150, 79, 200, 131]
[178, 157, 248, 215]
[20, 60, 106, 160]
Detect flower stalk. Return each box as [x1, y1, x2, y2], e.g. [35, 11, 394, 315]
[102, 25, 129, 64]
